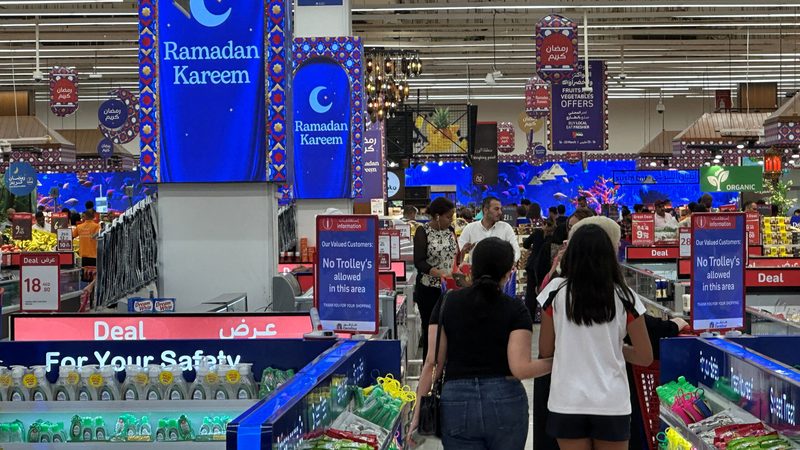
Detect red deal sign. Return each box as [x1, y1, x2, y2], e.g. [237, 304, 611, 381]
[631, 213, 655, 247]
[745, 211, 761, 246]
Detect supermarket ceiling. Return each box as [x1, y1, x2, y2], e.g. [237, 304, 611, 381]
[4, 0, 800, 101]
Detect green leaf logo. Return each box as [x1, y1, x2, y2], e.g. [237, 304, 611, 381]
[707, 169, 729, 191]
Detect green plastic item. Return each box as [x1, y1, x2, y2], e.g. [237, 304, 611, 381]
[656, 376, 701, 406]
[713, 377, 743, 403]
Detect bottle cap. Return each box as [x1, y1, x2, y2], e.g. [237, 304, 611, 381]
[33, 366, 46, 378]
[10, 366, 25, 377]
[238, 363, 252, 375]
[101, 365, 115, 377]
[148, 365, 161, 377]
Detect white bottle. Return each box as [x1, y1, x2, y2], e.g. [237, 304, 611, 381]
[145, 365, 162, 401]
[98, 365, 121, 401]
[52, 366, 80, 401]
[165, 365, 187, 400]
[77, 365, 97, 401]
[213, 365, 231, 400]
[0, 366, 11, 401]
[189, 365, 211, 400]
[235, 364, 256, 400]
[8, 366, 27, 402]
[121, 365, 147, 401]
[29, 366, 53, 401]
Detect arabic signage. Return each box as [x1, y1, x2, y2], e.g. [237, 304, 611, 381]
[700, 166, 764, 193]
[4, 162, 38, 197]
[50, 212, 69, 233]
[472, 122, 499, 185]
[98, 98, 127, 129]
[497, 122, 515, 153]
[315, 215, 379, 334]
[613, 170, 699, 185]
[156, 0, 266, 182]
[632, 213, 655, 247]
[362, 120, 385, 200]
[57, 229, 73, 253]
[10, 313, 314, 341]
[551, 60, 608, 152]
[97, 138, 114, 159]
[746, 211, 761, 246]
[11, 213, 32, 241]
[20, 253, 61, 312]
[525, 75, 551, 118]
[691, 213, 746, 331]
[99, 89, 140, 145]
[293, 58, 352, 198]
[49, 66, 78, 117]
[535, 14, 578, 84]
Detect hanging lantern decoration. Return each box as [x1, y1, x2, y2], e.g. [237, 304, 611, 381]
[365, 49, 422, 123]
[497, 122, 515, 153]
[535, 14, 578, 84]
[763, 148, 783, 180]
[525, 75, 551, 118]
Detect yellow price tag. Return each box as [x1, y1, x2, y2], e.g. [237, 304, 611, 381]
[67, 372, 80, 385]
[22, 374, 38, 389]
[134, 373, 149, 385]
[159, 371, 174, 386]
[206, 373, 220, 384]
[0, 374, 13, 388]
[88, 373, 104, 388]
[225, 370, 240, 384]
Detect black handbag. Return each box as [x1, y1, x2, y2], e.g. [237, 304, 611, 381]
[417, 292, 449, 437]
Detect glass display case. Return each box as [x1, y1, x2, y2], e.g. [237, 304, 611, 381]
[621, 262, 689, 319]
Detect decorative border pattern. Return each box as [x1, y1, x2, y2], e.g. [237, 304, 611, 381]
[138, 0, 158, 183]
[267, 0, 289, 182]
[765, 120, 800, 147]
[49, 66, 79, 117]
[292, 37, 364, 198]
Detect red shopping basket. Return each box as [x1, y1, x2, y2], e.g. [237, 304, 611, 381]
[633, 360, 661, 450]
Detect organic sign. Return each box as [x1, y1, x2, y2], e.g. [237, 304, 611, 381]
[700, 166, 763, 192]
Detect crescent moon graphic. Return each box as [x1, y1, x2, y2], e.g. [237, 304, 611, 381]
[99, 89, 140, 145]
[189, 0, 231, 28]
[309, 86, 332, 114]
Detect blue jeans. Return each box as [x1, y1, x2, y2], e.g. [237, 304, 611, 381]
[440, 377, 529, 450]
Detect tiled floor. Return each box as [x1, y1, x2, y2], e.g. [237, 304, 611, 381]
[414, 324, 541, 450]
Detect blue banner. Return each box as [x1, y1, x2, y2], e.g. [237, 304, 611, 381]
[315, 216, 378, 334]
[551, 60, 608, 151]
[292, 58, 352, 198]
[5, 162, 38, 197]
[157, 0, 266, 183]
[613, 170, 699, 185]
[691, 213, 746, 331]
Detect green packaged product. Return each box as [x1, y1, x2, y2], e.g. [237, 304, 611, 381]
[69, 415, 82, 442]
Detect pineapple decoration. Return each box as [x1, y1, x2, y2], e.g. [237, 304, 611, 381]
[416, 107, 467, 153]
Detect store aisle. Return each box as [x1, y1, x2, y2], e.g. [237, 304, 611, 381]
[415, 325, 540, 450]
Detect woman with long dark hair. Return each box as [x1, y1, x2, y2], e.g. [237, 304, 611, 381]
[538, 225, 652, 450]
[411, 237, 552, 449]
[413, 197, 457, 362]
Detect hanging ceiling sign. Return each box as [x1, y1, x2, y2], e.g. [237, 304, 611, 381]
[550, 60, 609, 152]
[99, 89, 140, 145]
[4, 162, 38, 197]
[535, 14, 578, 84]
[49, 67, 79, 117]
[97, 138, 114, 159]
[525, 75, 551, 118]
[497, 122, 515, 153]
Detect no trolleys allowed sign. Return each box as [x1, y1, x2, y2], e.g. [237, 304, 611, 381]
[315, 215, 379, 334]
[691, 213, 746, 332]
[20, 253, 61, 312]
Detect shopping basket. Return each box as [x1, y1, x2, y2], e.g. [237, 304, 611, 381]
[633, 360, 661, 450]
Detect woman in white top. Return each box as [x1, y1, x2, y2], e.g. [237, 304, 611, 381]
[537, 223, 653, 450]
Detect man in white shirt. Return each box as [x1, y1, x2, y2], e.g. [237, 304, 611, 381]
[459, 196, 521, 261]
[654, 200, 679, 229]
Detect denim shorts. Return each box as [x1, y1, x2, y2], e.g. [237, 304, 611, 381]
[440, 377, 529, 450]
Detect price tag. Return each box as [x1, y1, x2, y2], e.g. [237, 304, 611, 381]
[22, 374, 37, 389]
[88, 373, 104, 388]
[631, 213, 655, 247]
[50, 212, 69, 233]
[679, 227, 691, 258]
[745, 211, 761, 246]
[134, 373, 149, 385]
[57, 229, 73, 252]
[11, 213, 32, 241]
[159, 371, 174, 386]
[19, 253, 61, 312]
[225, 370, 240, 384]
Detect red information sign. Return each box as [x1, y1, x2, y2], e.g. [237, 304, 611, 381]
[19, 253, 61, 312]
[631, 213, 655, 246]
[50, 212, 69, 233]
[626, 246, 679, 261]
[525, 76, 551, 118]
[745, 268, 800, 288]
[10, 314, 314, 341]
[746, 211, 761, 246]
[11, 213, 33, 241]
[497, 122, 515, 153]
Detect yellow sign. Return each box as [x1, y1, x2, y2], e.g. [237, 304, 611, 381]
[88, 373, 104, 388]
[159, 371, 174, 386]
[67, 372, 80, 386]
[225, 370, 240, 385]
[0, 374, 12, 387]
[22, 374, 38, 389]
[206, 372, 220, 384]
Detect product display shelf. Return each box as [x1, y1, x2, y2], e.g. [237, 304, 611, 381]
[0, 442, 225, 449]
[622, 262, 688, 320]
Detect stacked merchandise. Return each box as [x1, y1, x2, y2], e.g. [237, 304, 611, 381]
[763, 217, 800, 258]
[658, 377, 794, 450]
[95, 195, 158, 308]
[0, 228, 59, 253]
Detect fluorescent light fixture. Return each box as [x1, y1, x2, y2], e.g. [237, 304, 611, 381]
[353, 3, 800, 12]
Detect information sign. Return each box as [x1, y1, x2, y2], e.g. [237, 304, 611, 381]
[691, 213, 746, 331]
[20, 253, 61, 312]
[315, 215, 379, 334]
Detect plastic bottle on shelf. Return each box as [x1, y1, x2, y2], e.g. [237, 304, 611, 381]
[213, 365, 231, 400]
[139, 416, 152, 438]
[8, 366, 27, 402]
[77, 365, 99, 401]
[235, 363, 257, 400]
[145, 365, 162, 400]
[0, 366, 12, 401]
[51, 423, 67, 443]
[53, 365, 80, 401]
[98, 365, 121, 401]
[164, 365, 187, 400]
[29, 365, 53, 401]
[121, 365, 143, 400]
[189, 363, 212, 400]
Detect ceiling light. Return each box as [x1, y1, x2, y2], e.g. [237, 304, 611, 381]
[438, 161, 444, 166]
[421, 164, 429, 172]
[737, 144, 745, 149]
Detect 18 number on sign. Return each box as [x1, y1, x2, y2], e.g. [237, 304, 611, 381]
[20, 253, 61, 312]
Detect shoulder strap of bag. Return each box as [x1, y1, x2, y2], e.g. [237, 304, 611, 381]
[429, 292, 450, 387]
